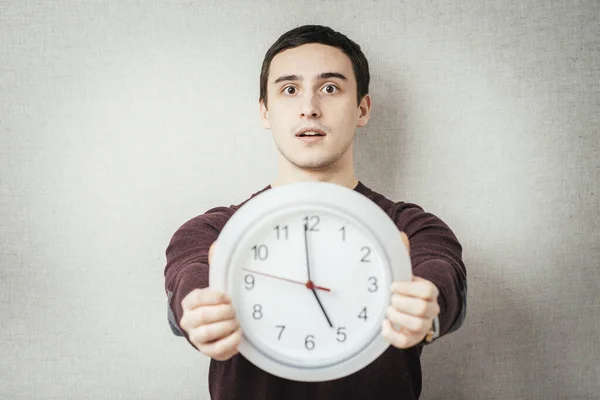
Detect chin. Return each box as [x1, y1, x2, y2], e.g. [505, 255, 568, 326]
[278, 143, 346, 171]
[291, 156, 339, 170]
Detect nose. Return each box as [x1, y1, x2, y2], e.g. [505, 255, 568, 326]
[300, 92, 321, 119]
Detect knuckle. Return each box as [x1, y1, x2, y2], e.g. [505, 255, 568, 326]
[416, 319, 428, 332]
[393, 333, 407, 348]
[417, 302, 428, 316]
[190, 287, 202, 299]
[198, 345, 214, 358]
[218, 292, 227, 304]
[196, 288, 208, 303]
[406, 318, 418, 331]
[189, 330, 201, 345]
[196, 308, 208, 324]
[222, 320, 233, 333]
[196, 326, 210, 343]
[182, 288, 201, 309]
[179, 315, 188, 331]
[213, 342, 226, 356]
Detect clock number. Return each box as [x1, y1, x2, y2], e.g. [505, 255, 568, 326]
[336, 327, 347, 342]
[251, 245, 268, 260]
[340, 226, 346, 241]
[368, 276, 378, 292]
[274, 225, 289, 240]
[252, 304, 263, 320]
[276, 325, 286, 340]
[361, 246, 371, 263]
[303, 216, 320, 231]
[358, 307, 368, 321]
[305, 335, 315, 350]
[244, 274, 255, 290]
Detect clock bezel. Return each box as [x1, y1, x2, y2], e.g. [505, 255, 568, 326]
[210, 181, 412, 382]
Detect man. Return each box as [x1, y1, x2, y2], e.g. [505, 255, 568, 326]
[164, 25, 467, 399]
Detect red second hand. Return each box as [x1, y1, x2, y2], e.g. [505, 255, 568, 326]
[242, 268, 331, 292]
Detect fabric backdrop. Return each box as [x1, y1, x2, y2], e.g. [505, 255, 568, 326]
[1, 0, 598, 399]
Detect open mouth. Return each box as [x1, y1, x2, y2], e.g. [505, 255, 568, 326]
[298, 131, 325, 137]
[296, 128, 327, 138]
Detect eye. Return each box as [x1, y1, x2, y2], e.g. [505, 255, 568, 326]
[322, 84, 339, 94]
[283, 86, 297, 95]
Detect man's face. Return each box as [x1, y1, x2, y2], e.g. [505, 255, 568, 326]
[260, 43, 370, 170]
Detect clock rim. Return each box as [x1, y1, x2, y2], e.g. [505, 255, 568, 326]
[210, 181, 412, 382]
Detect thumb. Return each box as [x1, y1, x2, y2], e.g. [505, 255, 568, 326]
[209, 241, 217, 265]
[400, 231, 410, 256]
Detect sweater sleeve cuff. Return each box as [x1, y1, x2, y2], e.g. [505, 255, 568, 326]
[413, 259, 467, 340]
[166, 262, 210, 347]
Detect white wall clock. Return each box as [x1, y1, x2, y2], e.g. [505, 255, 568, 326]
[210, 181, 412, 381]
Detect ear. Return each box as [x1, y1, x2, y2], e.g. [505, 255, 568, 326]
[356, 94, 372, 128]
[259, 99, 271, 129]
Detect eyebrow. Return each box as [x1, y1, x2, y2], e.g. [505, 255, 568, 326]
[272, 72, 348, 84]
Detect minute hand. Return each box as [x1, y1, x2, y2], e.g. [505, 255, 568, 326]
[303, 223, 312, 281]
[303, 222, 333, 328]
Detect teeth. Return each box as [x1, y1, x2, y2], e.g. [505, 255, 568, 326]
[303, 131, 320, 136]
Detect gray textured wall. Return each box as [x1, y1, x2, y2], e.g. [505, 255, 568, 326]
[1, 1, 598, 399]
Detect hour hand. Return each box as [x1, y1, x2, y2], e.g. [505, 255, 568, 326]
[311, 289, 333, 328]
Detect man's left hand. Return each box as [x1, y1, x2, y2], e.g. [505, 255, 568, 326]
[382, 232, 441, 349]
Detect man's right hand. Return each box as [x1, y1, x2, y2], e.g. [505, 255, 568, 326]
[179, 242, 242, 361]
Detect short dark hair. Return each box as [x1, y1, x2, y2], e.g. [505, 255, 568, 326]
[259, 25, 370, 108]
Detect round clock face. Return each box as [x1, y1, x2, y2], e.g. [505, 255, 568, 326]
[229, 206, 389, 370]
[210, 182, 412, 382]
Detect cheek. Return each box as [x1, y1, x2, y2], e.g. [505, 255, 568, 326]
[336, 102, 360, 127]
[268, 108, 294, 134]
[269, 112, 286, 130]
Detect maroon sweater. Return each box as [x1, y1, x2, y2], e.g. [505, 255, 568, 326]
[164, 181, 467, 399]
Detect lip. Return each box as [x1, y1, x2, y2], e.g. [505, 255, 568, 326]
[297, 135, 325, 143]
[295, 127, 327, 137]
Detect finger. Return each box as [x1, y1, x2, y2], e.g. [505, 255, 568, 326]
[209, 241, 217, 265]
[382, 319, 414, 349]
[386, 305, 431, 334]
[181, 288, 230, 311]
[390, 294, 440, 318]
[400, 231, 410, 256]
[188, 319, 239, 345]
[199, 328, 242, 361]
[180, 304, 236, 331]
[391, 279, 439, 301]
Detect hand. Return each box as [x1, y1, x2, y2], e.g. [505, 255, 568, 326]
[304, 222, 334, 328]
[179, 242, 242, 361]
[382, 232, 441, 349]
[241, 267, 331, 291]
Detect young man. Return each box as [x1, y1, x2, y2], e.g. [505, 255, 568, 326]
[164, 25, 467, 399]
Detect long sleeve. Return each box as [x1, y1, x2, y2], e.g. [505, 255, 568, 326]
[163, 207, 234, 342]
[391, 202, 467, 339]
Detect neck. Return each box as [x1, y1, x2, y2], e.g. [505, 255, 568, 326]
[271, 152, 358, 190]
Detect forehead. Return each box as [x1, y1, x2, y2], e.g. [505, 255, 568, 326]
[269, 43, 354, 82]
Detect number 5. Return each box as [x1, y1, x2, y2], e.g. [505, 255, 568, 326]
[336, 327, 347, 342]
